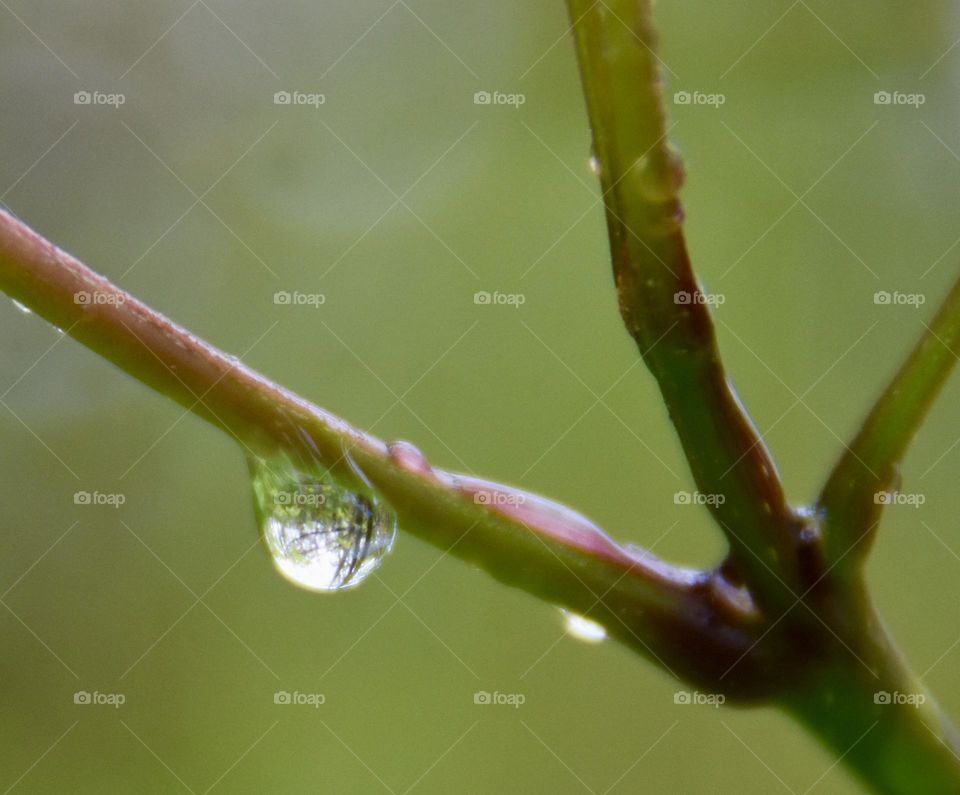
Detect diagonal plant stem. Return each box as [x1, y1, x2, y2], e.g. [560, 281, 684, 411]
[566, 0, 804, 605]
[0, 207, 770, 694]
[818, 274, 960, 569]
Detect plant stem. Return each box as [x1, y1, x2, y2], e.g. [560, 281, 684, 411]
[785, 588, 960, 793]
[566, 0, 801, 605]
[819, 273, 960, 569]
[565, 2, 960, 791]
[0, 208, 765, 691]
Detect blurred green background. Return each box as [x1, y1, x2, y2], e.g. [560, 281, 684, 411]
[1, 1, 959, 792]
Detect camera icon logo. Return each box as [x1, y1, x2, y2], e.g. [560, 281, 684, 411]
[274, 690, 292, 705]
[473, 291, 491, 305]
[273, 291, 292, 305]
[673, 291, 692, 305]
[874, 91, 892, 105]
[74, 291, 92, 305]
[874, 691, 892, 704]
[274, 91, 292, 105]
[674, 691, 692, 704]
[473, 91, 492, 105]
[873, 291, 891, 305]
[74, 491, 91, 505]
[74, 691, 92, 704]
[473, 690, 491, 704]
[674, 91, 692, 105]
[74, 91, 92, 105]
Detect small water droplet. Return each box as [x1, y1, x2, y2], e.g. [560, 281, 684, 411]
[11, 299, 32, 315]
[560, 609, 606, 643]
[588, 152, 601, 176]
[387, 440, 432, 476]
[249, 453, 397, 592]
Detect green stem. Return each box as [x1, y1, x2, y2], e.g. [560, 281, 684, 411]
[819, 273, 960, 569]
[785, 591, 960, 793]
[565, 2, 960, 791]
[566, 0, 800, 605]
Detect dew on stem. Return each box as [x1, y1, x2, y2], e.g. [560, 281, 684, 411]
[560, 609, 607, 644]
[589, 152, 601, 176]
[248, 452, 397, 592]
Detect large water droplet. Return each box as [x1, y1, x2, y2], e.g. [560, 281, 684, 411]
[249, 453, 397, 592]
[560, 609, 607, 643]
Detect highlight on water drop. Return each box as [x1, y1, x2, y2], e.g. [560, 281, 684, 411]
[588, 152, 601, 176]
[248, 450, 397, 592]
[560, 609, 607, 644]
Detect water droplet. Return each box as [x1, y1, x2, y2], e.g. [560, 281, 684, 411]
[249, 453, 397, 592]
[11, 299, 32, 315]
[560, 609, 606, 643]
[387, 440, 432, 476]
[588, 152, 601, 176]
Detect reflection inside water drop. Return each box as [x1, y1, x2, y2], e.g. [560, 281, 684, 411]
[249, 454, 397, 592]
[11, 299, 32, 315]
[560, 610, 607, 644]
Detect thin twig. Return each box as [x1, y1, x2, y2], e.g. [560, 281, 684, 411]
[0, 207, 764, 690]
[818, 273, 960, 568]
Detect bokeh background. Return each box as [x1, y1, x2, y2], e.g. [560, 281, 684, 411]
[1, 1, 959, 792]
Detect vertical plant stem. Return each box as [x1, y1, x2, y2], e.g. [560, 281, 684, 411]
[565, 3, 960, 792]
[565, 0, 799, 602]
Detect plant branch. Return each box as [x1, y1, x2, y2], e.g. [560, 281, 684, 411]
[566, 0, 804, 605]
[784, 585, 960, 793]
[564, 6, 960, 786]
[818, 273, 960, 570]
[0, 208, 771, 694]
